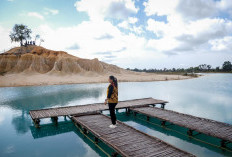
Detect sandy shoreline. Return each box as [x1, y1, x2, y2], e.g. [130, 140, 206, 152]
[0, 72, 192, 87]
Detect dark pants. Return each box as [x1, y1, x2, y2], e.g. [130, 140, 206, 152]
[108, 103, 117, 125]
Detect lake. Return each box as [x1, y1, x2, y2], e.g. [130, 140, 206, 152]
[0, 73, 231, 157]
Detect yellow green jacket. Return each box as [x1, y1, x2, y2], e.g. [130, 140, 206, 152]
[107, 83, 118, 103]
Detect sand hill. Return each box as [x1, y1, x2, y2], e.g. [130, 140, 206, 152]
[0, 46, 191, 87]
[0, 46, 124, 75]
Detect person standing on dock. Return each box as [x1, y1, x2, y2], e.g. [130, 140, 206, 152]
[105, 75, 118, 128]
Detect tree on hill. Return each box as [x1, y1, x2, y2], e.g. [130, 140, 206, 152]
[9, 24, 32, 46]
[222, 61, 232, 72]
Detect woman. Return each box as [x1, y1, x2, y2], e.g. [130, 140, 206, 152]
[105, 75, 118, 128]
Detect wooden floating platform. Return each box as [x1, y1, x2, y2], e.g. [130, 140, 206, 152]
[29, 98, 168, 121]
[72, 114, 195, 157]
[130, 106, 232, 147]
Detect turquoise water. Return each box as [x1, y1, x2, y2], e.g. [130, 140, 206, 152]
[0, 73, 231, 157]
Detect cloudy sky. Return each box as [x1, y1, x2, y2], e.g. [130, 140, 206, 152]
[0, 0, 232, 69]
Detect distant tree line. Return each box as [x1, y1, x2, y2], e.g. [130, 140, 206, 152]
[127, 61, 232, 73]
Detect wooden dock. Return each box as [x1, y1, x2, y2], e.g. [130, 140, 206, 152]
[72, 114, 194, 157]
[29, 97, 232, 155]
[130, 106, 232, 147]
[29, 98, 168, 123]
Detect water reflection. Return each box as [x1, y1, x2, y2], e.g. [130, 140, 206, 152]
[0, 85, 105, 111]
[12, 111, 31, 134]
[0, 84, 105, 137]
[0, 74, 232, 157]
[30, 121, 74, 139]
[29, 119, 115, 157]
[119, 74, 232, 124]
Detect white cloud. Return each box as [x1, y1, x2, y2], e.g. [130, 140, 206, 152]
[36, 21, 125, 57]
[27, 12, 44, 20]
[147, 18, 232, 53]
[44, 8, 59, 15]
[118, 17, 142, 34]
[144, 0, 232, 54]
[217, 0, 232, 18]
[209, 36, 232, 51]
[33, 19, 153, 67]
[176, 0, 217, 20]
[118, 21, 143, 34]
[118, 21, 129, 29]
[0, 26, 18, 52]
[131, 25, 143, 34]
[75, 0, 138, 21]
[217, 0, 232, 11]
[144, 0, 178, 16]
[147, 37, 178, 52]
[128, 17, 138, 24]
[118, 17, 138, 29]
[147, 19, 168, 37]
[144, 0, 232, 20]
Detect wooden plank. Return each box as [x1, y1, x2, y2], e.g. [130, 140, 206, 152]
[72, 114, 194, 157]
[29, 97, 168, 120]
[130, 106, 232, 143]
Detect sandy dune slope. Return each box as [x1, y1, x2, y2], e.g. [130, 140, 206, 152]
[0, 46, 190, 87]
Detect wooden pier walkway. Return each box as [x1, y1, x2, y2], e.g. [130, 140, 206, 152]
[72, 114, 194, 157]
[29, 98, 167, 121]
[130, 106, 232, 147]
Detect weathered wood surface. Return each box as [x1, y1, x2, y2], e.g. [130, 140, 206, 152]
[130, 107, 232, 143]
[72, 114, 194, 157]
[29, 98, 168, 120]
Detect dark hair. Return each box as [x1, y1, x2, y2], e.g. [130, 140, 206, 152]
[109, 75, 118, 88]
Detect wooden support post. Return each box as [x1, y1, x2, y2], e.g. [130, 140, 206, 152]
[34, 119, 40, 128]
[83, 128, 87, 134]
[187, 129, 193, 136]
[51, 116, 58, 124]
[126, 108, 131, 115]
[161, 121, 166, 126]
[94, 137, 99, 144]
[220, 140, 226, 148]
[76, 123, 81, 128]
[112, 152, 118, 157]
[146, 116, 150, 121]
[161, 103, 165, 109]
[133, 111, 137, 116]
